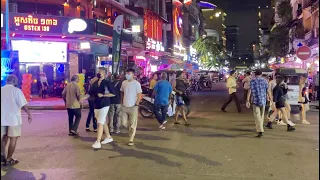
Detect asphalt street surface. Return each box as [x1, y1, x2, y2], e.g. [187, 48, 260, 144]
[1, 83, 319, 180]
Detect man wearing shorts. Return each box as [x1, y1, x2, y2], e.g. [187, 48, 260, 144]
[1, 75, 32, 166]
[90, 67, 115, 149]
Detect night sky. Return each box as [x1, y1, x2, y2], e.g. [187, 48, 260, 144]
[209, 0, 270, 53]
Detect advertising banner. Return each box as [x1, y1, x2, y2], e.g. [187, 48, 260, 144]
[112, 15, 124, 74]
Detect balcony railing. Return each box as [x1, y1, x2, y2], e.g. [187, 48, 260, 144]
[303, 0, 317, 9]
[304, 30, 312, 40]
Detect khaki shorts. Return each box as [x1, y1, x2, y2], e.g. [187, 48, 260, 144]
[1, 125, 21, 138]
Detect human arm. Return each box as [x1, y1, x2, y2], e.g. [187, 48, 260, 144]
[135, 82, 143, 105]
[17, 90, 32, 123]
[97, 81, 115, 98]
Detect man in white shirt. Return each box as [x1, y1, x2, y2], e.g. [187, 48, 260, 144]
[242, 72, 251, 104]
[121, 68, 142, 146]
[221, 70, 242, 113]
[1, 75, 32, 166]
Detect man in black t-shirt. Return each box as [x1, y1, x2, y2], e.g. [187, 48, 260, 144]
[108, 74, 122, 134]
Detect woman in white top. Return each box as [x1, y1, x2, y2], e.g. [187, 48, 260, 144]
[40, 72, 49, 99]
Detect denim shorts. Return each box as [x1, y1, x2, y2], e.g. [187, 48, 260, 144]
[176, 95, 185, 106]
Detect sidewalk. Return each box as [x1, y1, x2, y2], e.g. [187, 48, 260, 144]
[28, 97, 89, 110]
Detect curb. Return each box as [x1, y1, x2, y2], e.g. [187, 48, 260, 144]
[29, 105, 89, 110]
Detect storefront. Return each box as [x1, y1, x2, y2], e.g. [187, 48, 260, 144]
[1, 12, 133, 93]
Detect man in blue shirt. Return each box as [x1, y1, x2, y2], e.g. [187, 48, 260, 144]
[153, 72, 172, 130]
[246, 70, 272, 137]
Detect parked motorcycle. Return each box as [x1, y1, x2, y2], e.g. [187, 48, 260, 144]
[139, 92, 190, 118]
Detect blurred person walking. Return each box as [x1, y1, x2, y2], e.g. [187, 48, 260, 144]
[85, 76, 99, 132]
[221, 70, 242, 113]
[1, 75, 32, 166]
[62, 75, 82, 136]
[108, 74, 122, 134]
[121, 68, 142, 146]
[242, 72, 251, 104]
[266, 76, 296, 131]
[246, 70, 271, 137]
[153, 72, 173, 130]
[90, 67, 115, 149]
[173, 71, 190, 126]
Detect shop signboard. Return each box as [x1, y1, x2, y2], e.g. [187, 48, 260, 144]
[6, 13, 94, 35]
[112, 15, 124, 74]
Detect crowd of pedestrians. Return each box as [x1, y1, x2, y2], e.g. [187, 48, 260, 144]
[0, 68, 315, 166]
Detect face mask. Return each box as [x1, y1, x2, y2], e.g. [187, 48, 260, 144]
[125, 74, 132, 80]
[97, 73, 101, 79]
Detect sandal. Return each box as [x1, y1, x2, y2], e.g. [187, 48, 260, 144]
[185, 123, 191, 126]
[5, 158, 19, 166]
[174, 122, 181, 124]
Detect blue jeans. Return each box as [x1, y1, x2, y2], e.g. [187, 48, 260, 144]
[154, 104, 168, 125]
[86, 100, 97, 130]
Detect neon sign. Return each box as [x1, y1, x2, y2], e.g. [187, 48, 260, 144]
[146, 38, 164, 52]
[173, 8, 182, 37]
[13, 15, 58, 32]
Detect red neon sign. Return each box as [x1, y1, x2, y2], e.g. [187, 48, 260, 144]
[13, 15, 58, 32]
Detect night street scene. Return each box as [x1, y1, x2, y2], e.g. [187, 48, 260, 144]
[1, 0, 319, 179]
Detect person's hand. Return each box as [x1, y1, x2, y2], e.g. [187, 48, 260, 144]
[246, 101, 251, 109]
[28, 115, 32, 124]
[98, 93, 104, 98]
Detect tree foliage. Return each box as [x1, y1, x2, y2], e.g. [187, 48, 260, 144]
[268, 0, 292, 57]
[269, 25, 290, 57]
[192, 37, 225, 69]
[277, 0, 292, 25]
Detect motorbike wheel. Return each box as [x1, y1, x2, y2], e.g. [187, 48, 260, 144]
[139, 106, 154, 118]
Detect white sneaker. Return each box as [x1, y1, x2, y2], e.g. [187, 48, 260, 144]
[92, 141, 101, 149]
[288, 121, 296, 126]
[277, 121, 287, 126]
[302, 120, 311, 125]
[101, 137, 113, 145]
[162, 121, 167, 125]
[159, 125, 166, 130]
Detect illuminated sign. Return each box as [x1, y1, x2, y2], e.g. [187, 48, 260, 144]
[173, 8, 183, 36]
[1, 13, 3, 28]
[68, 19, 87, 33]
[184, 0, 192, 5]
[146, 38, 164, 52]
[13, 15, 58, 32]
[7, 13, 94, 35]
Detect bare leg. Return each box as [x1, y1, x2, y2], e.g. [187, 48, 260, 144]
[103, 124, 111, 139]
[181, 106, 188, 123]
[174, 107, 181, 123]
[279, 108, 289, 124]
[269, 109, 278, 122]
[284, 101, 291, 119]
[7, 137, 18, 160]
[96, 123, 104, 142]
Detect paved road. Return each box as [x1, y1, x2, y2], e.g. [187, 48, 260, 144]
[1, 83, 319, 180]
